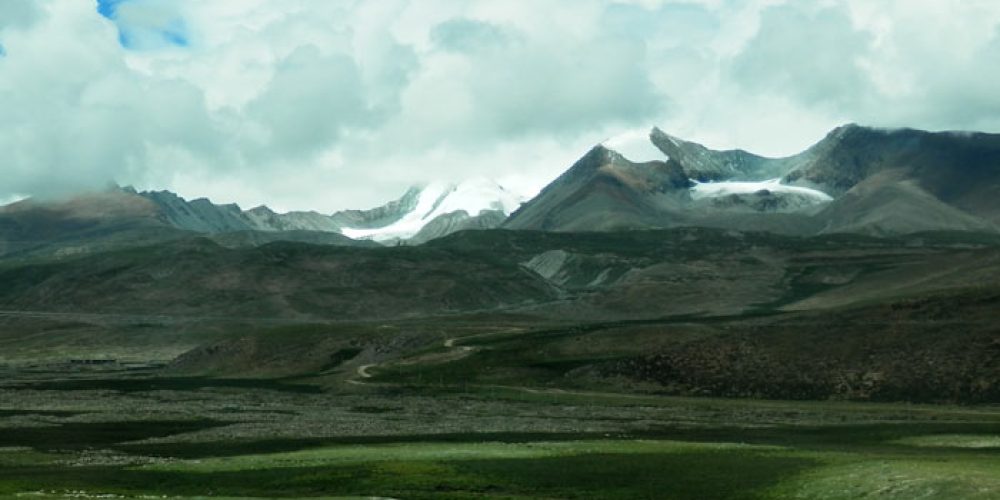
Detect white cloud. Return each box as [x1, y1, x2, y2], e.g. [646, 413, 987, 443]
[0, 0, 42, 31]
[1, 0, 999, 212]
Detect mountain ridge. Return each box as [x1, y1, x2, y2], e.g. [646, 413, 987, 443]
[4, 123, 1000, 249]
[0, 179, 527, 253]
[506, 124, 1000, 236]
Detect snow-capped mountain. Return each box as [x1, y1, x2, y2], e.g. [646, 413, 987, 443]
[117, 178, 524, 244]
[506, 125, 1000, 235]
[504, 127, 835, 232]
[8, 124, 999, 251]
[340, 179, 524, 242]
[137, 189, 342, 234]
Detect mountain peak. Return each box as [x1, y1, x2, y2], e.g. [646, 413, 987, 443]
[247, 205, 277, 216]
[601, 128, 669, 164]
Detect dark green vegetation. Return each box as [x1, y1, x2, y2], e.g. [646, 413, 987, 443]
[1, 369, 998, 499]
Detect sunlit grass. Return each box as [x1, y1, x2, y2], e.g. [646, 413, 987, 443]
[893, 434, 1000, 449]
[143, 439, 778, 473]
[769, 457, 1000, 499]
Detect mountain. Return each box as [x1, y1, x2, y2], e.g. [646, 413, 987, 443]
[0, 177, 526, 255]
[505, 125, 1000, 236]
[0, 188, 373, 260]
[243, 206, 343, 233]
[500, 145, 683, 232]
[786, 125, 1000, 230]
[812, 171, 996, 236]
[409, 209, 508, 245]
[0, 190, 191, 259]
[328, 186, 424, 230]
[5, 124, 999, 254]
[137, 189, 344, 234]
[141, 179, 523, 244]
[338, 179, 523, 242]
[502, 129, 826, 233]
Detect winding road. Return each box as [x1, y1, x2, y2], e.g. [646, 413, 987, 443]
[349, 328, 523, 385]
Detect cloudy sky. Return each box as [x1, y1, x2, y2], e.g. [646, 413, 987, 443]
[2, 0, 999, 212]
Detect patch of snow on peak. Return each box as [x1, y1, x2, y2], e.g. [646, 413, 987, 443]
[602, 129, 668, 164]
[690, 179, 833, 201]
[341, 179, 524, 241]
[0, 193, 28, 207]
[433, 178, 523, 218]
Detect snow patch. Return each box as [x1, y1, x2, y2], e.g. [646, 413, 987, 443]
[341, 179, 524, 241]
[690, 179, 833, 201]
[0, 194, 28, 207]
[602, 129, 668, 164]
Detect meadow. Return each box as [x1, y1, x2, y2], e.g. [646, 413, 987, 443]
[0, 363, 997, 499]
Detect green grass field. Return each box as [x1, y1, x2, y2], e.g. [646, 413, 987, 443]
[1, 432, 997, 499]
[0, 379, 997, 499]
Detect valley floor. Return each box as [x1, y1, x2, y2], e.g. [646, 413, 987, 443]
[0, 361, 998, 499]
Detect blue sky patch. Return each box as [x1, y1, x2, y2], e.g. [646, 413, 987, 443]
[96, 0, 127, 19]
[96, 0, 191, 50]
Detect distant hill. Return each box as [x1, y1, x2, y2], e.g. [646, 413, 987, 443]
[0, 189, 371, 260]
[3, 227, 1000, 321]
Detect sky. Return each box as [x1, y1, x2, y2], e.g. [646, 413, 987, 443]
[2, 0, 1000, 212]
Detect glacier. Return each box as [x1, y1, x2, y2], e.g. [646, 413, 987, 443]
[340, 179, 523, 241]
[690, 178, 833, 201]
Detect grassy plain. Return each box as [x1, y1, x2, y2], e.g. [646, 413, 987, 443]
[0, 360, 997, 499]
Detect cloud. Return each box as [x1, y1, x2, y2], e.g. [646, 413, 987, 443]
[0, 1, 216, 198]
[394, 14, 667, 149]
[0, 0, 43, 58]
[0, 0, 42, 30]
[731, 4, 871, 110]
[606, 1, 720, 46]
[244, 45, 372, 158]
[431, 18, 512, 53]
[723, 1, 1000, 134]
[1, 0, 1000, 212]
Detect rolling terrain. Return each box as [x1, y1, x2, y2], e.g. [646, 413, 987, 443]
[0, 124, 998, 499]
[0, 226, 997, 405]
